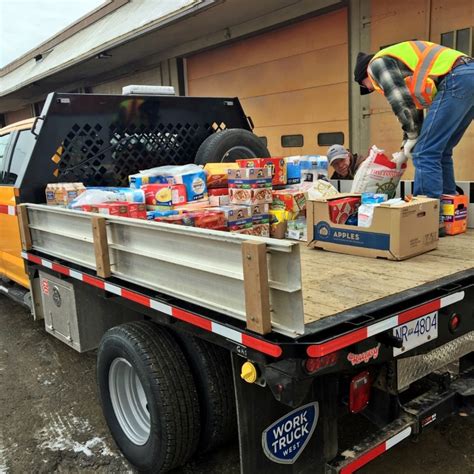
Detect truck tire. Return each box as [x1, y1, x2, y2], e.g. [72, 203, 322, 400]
[97, 321, 200, 473]
[174, 334, 237, 452]
[194, 128, 270, 165]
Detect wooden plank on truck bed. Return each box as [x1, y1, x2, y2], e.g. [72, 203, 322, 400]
[17, 205, 32, 251]
[301, 230, 474, 324]
[242, 241, 272, 335]
[91, 216, 111, 279]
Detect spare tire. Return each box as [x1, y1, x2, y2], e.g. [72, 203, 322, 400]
[194, 128, 270, 165]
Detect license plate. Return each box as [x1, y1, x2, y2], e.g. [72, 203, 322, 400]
[393, 312, 438, 356]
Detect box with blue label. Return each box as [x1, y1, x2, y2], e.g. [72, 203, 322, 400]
[307, 194, 439, 260]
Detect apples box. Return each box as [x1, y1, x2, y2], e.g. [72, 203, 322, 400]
[307, 194, 439, 260]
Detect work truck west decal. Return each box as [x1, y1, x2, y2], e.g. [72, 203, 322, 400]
[262, 402, 319, 464]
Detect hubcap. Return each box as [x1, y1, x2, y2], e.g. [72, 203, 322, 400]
[109, 357, 150, 445]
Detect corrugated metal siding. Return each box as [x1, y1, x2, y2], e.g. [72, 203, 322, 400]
[0, 0, 203, 96]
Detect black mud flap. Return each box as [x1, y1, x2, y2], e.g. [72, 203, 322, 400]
[231, 353, 338, 474]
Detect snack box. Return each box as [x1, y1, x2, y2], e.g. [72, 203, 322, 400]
[236, 158, 287, 186]
[272, 189, 306, 213]
[307, 194, 439, 260]
[208, 187, 230, 196]
[155, 215, 185, 225]
[207, 205, 252, 232]
[229, 187, 273, 205]
[127, 203, 147, 219]
[328, 196, 361, 224]
[172, 199, 211, 212]
[209, 194, 230, 207]
[82, 202, 130, 217]
[250, 204, 270, 238]
[142, 184, 187, 207]
[168, 170, 208, 202]
[204, 163, 239, 188]
[227, 167, 272, 188]
[181, 210, 227, 230]
[442, 194, 468, 235]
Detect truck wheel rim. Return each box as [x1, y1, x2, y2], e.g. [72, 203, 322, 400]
[109, 357, 151, 445]
[221, 146, 256, 162]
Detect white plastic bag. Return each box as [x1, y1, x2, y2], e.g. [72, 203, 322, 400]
[351, 146, 407, 198]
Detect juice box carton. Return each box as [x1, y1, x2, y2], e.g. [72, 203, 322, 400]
[442, 194, 468, 235]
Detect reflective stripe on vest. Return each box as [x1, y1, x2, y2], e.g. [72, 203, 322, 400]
[369, 41, 464, 108]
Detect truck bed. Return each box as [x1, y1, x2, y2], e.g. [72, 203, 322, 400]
[302, 230, 474, 324]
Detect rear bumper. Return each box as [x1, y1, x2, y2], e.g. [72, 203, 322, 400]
[327, 367, 474, 473]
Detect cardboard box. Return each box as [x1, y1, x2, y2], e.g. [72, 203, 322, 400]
[227, 167, 272, 187]
[236, 158, 287, 186]
[229, 187, 272, 205]
[272, 189, 306, 213]
[204, 163, 239, 188]
[209, 194, 230, 207]
[208, 205, 252, 232]
[46, 183, 85, 206]
[128, 203, 147, 219]
[307, 195, 439, 260]
[328, 196, 361, 224]
[142, 184, 187, 207]
[82, 203, 130, 217]
[250, 203, 270, 237]
[442, 194, 468, 235]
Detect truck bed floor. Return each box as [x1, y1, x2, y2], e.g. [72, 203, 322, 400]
[301, 230, 474, 324]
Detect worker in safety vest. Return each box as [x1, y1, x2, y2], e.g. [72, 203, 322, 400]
[353, 41, 473, 202]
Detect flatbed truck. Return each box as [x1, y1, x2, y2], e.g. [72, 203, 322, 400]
[0, 91, 472, 473]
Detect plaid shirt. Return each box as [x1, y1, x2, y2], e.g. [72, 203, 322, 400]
[368, 56, 424, 140]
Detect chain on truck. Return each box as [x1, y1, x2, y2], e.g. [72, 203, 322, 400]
[0, 87, 472, 473]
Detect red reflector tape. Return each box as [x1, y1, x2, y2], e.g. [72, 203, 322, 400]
[397, 299, 440, 324]
[121, 289, 151, 307]
[307, 328, 367, 357]
[340, 427, 412, 473]
[21, 252, 284, 358]
[82, 274, 105, 289]
[306, 292, 465, 357]
[0, 205, 16, 216]
[172, 308, 213, 331]
[51, 263, 70, 276]
[242, 334, 283, 358]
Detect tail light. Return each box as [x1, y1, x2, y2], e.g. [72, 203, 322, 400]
[449, 313, 461, 333]
[349, 371, 372, 413]
[304, 353, 338, 374]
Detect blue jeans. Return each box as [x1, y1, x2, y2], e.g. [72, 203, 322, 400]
[413, 61, 474, 198]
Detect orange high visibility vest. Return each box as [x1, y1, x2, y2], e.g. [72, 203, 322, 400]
[368, 41, 465, 109]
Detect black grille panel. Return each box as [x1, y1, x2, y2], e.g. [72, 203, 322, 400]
[57, 121, 215, 186]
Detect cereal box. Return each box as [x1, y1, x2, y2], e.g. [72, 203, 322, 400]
[236, 158, 287, 186]
[229, 187, 272, 205]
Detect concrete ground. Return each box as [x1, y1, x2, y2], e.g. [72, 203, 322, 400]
[0, 294, 473, 473]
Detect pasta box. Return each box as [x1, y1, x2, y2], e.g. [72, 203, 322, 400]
[307, 194, 439, 260]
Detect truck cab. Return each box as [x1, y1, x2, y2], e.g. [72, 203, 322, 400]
[0, 118, 36, 288]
